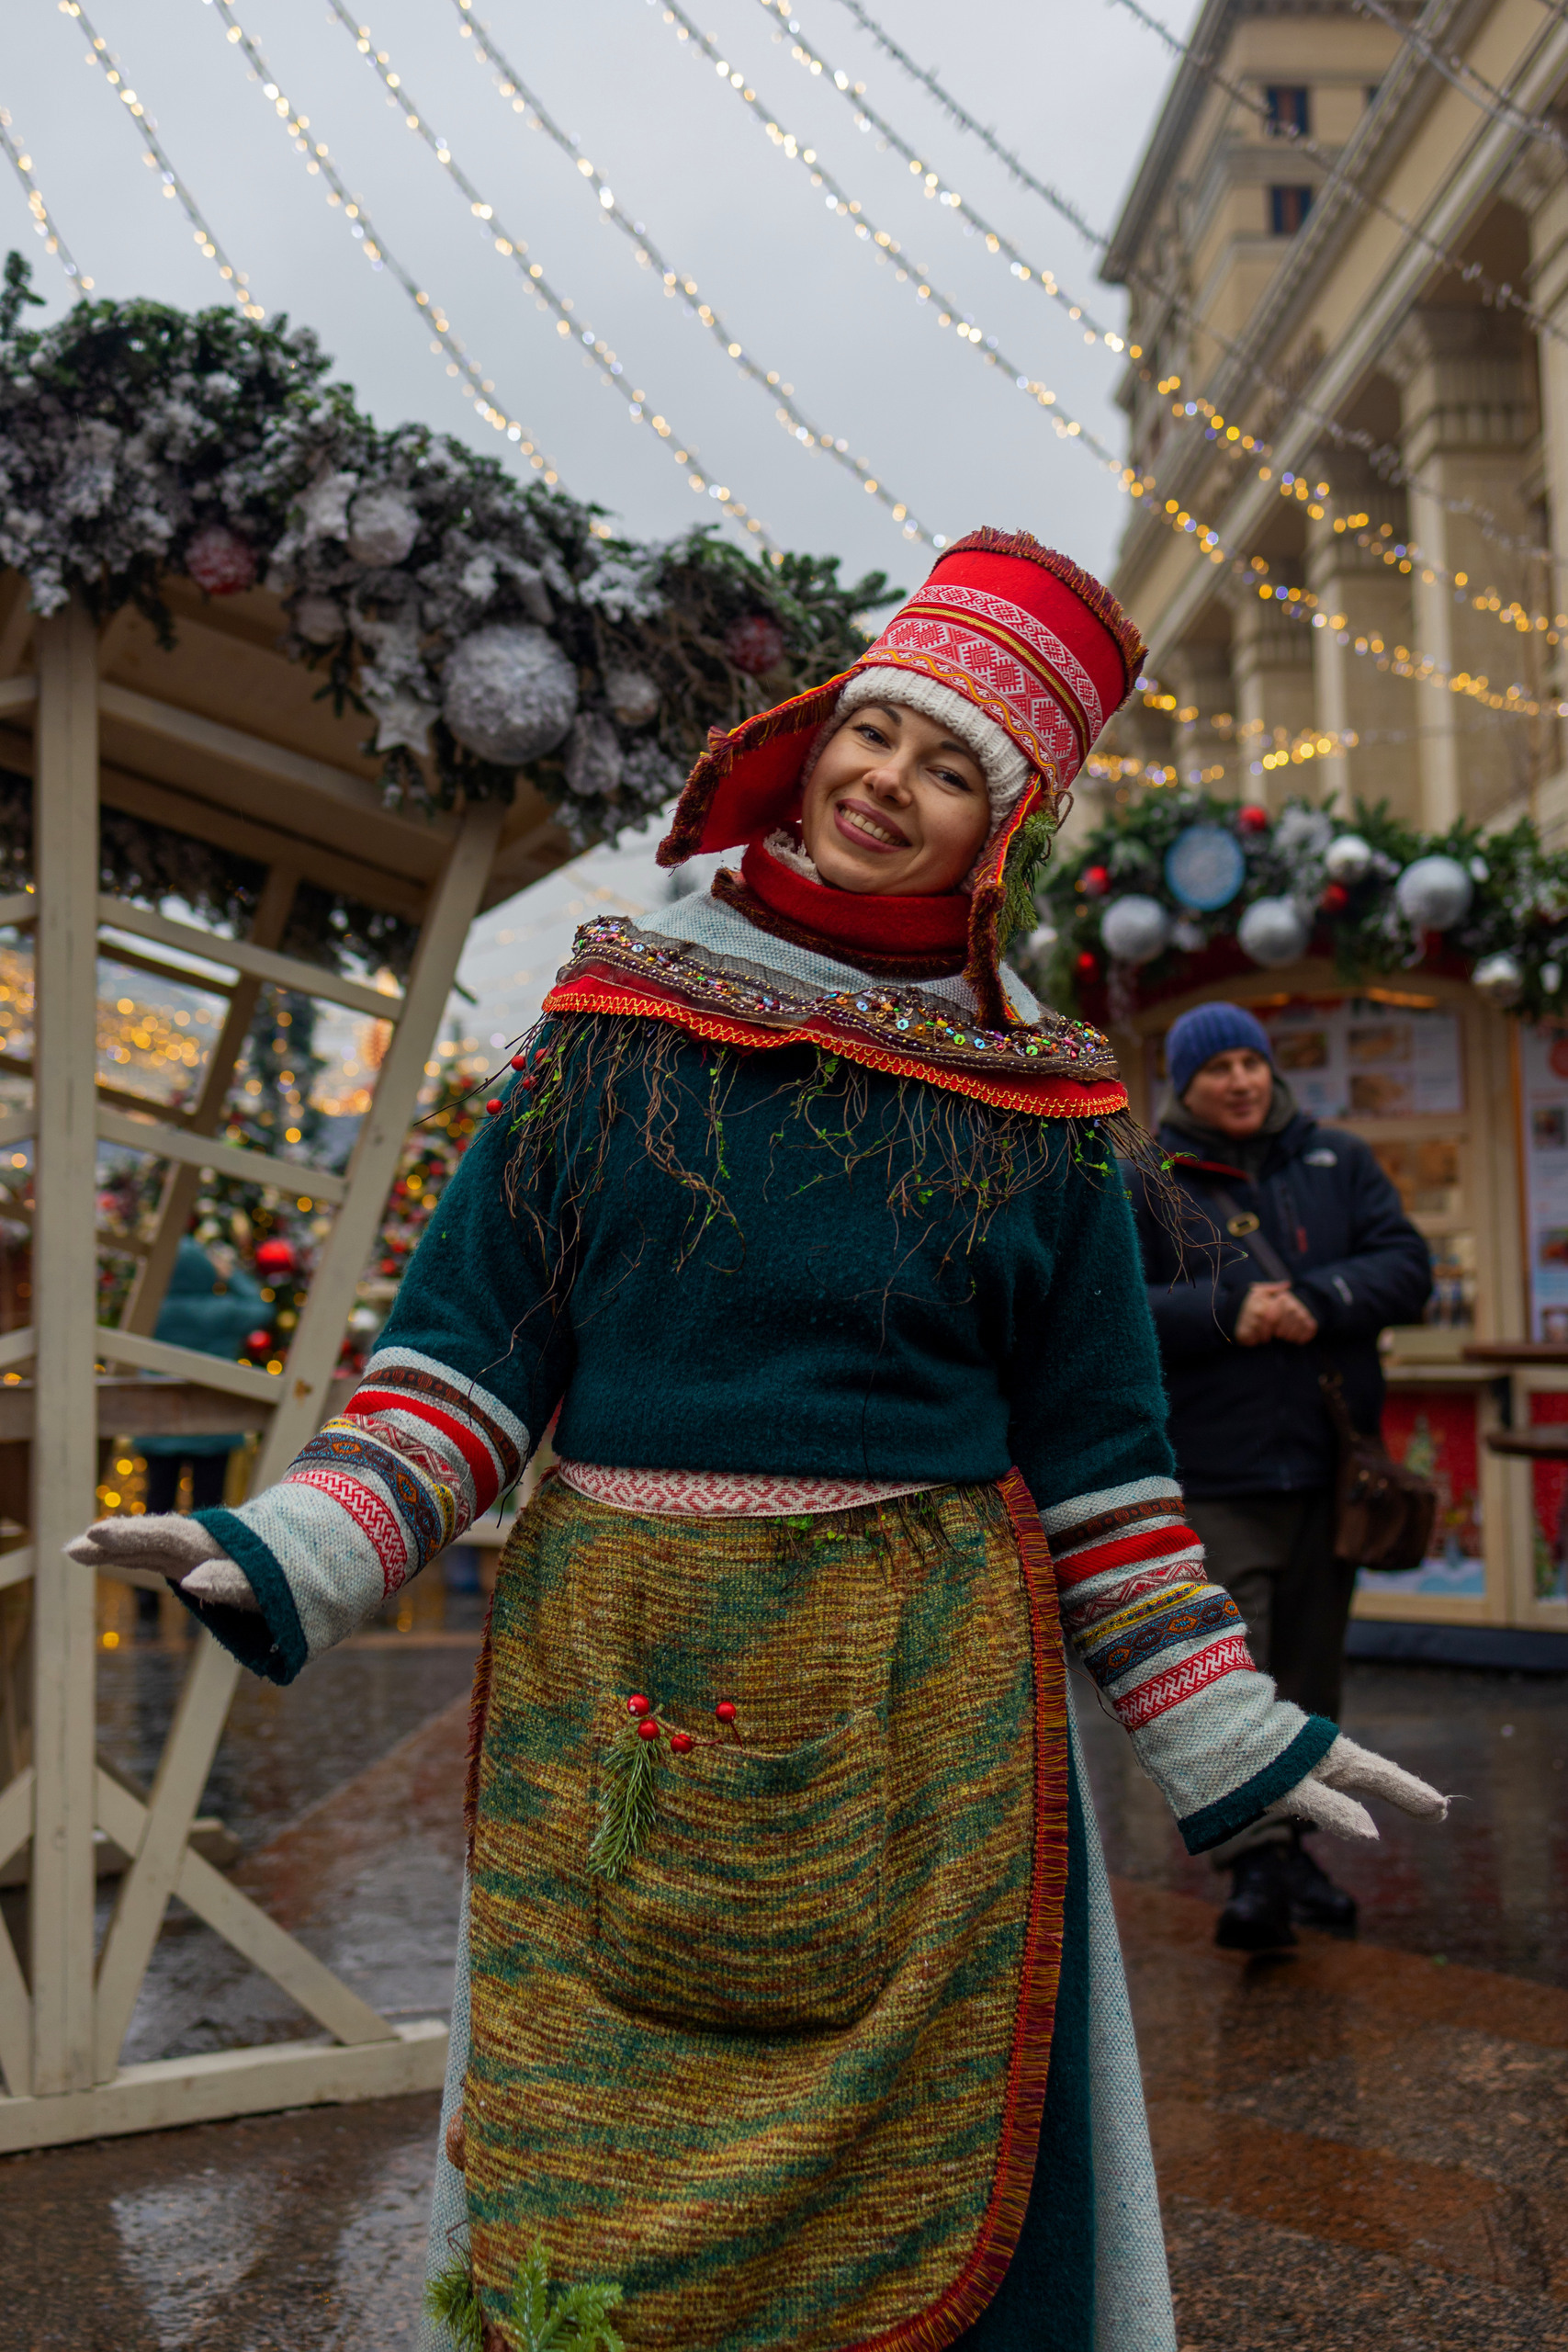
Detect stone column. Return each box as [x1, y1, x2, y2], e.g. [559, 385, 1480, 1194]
[1388, 310, 1541, 831]
[1162, 642, 1238, 795]
[1224, 576, 1318, 807]
[1505, 148, 1568, 837]
[1305, 486, 1421, 822]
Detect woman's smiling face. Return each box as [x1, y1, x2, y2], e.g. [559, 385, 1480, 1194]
[799, 702, 992, 896]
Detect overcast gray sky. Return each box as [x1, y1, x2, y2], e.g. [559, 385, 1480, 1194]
[3, 0, 1201, 591]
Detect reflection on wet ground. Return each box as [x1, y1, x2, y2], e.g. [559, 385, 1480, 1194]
[2, 1625, 1563, 2347]
[1078, 1661, 1568, 2349]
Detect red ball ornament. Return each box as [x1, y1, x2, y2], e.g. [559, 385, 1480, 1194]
[626, 1694, 651, 1717]
[1076, 951, 1099, 976]
[486, 1097, 502, 1116]
[1321, 882, 1350, 914]
[724, 612, 786, 675]
[254, 1238, 296, 1276]
[510, 1055, 527, 1071]
[714, 1700, 738, 1725]
[669, 1731, 695, 1756]
[185, 522, 257, 596]
[244, 1329, 272, 1355]
[1237, 805, 1270, 834]
[637, 1718, 661, 1743]
[1080, 865, 1111, 899]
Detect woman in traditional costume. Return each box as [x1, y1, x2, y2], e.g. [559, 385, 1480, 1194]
[74, 532, 1446, 2352]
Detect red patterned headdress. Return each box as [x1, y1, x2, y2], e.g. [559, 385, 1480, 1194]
[658, 530, 1145, 1025]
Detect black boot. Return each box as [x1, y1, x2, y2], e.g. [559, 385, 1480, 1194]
[1283, 1832, 1358, 1933]
[1214, 1844, 1296, 1951]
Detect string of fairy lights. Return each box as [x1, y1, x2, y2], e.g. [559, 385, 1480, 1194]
[7, 0, 1567, 723]
[444, 0, 933, 544]
[62, 0, 261, 319]
[322, 0, 773, 546]
[200, 0, 568, 484]
[1356, 0, 1568, 164]
[0, 104, 92, 295]
[745, 0, 1124, 348]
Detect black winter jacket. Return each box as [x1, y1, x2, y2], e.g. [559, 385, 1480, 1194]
[1128, 1111, 1433, 1497]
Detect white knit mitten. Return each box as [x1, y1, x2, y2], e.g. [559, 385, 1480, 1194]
[65, 1514, 260, 1611]
[1265, 1731, 1450, 1844]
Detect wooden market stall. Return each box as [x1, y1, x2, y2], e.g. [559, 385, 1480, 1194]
[1112, 960, 1568, 1650]
[0, 568, 580, 2151]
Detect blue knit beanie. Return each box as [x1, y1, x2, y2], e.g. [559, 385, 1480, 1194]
[1166, 1001, 1274, 1098]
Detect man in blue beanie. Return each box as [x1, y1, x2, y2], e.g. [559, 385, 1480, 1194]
[1128, 1000, 1432, 1951]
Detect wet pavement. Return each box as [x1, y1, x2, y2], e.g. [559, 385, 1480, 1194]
[1, 1611, 1563, 2349]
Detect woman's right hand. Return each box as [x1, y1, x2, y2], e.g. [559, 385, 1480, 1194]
[64, 1515, 260, 1611]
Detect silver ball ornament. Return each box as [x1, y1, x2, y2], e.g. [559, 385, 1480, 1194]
[602, 667, 661, 728]
[345, 486, 421, 568]
[1237, 896, 1311, 968]
[1472, 951, 1523, 1007]
[1100, 894, 1172, 967]
[294, 594, 344, 646]
[1395, 854, 1473, 933]
[1324, 833, 1372, 886]
[443, 624, 579, 764]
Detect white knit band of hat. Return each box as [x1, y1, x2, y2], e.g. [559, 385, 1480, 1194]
[836, 668, 1032, 831]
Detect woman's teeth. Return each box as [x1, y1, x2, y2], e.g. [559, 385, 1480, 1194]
[843, 806, 905, 847]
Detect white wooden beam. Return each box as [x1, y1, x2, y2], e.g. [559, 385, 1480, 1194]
[0, 1329, 34, 1372]
[0, 892, 37, 931]
[96, 768, 428, 922]
[0, 1110, 33, 1152]
[95, 1766, 396, 2075]
[0, 677, 36, 719]
[97, 682, 457, 842]
[92, 1329, 284, 1406]
[29, 600, 101, 2098]
[95, 1106, 349, 1205]
[0, 2018, 447, 2153]
[99, 898, 406, 1023]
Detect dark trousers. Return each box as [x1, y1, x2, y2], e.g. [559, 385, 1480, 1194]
[1185, 1490, 1355, 1862]
[143, 1453, 230, 1517]
[137, 1454, 230, 1624]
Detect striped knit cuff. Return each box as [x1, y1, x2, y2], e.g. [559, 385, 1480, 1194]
[186, 1507, 308, 1687]
[1176, 1715, 1340, 1854]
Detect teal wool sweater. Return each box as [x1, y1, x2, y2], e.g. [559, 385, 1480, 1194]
[386, 1025, 1176, 1518]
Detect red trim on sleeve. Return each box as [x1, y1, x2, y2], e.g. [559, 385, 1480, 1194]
[345, 1391, 501, 1514]
[1053, 1522, 1201, 1588]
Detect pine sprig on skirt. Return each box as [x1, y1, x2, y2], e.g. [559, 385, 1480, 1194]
[426, 2242, 624, 2351]
[587, 1719, 662, 1880]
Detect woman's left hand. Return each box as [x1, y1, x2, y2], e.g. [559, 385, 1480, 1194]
[1265, 1731, 1450, 1843]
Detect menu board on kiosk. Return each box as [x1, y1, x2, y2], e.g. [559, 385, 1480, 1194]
[1518, 1023, 1568, 1340]
[1256, 999, 1464, 1121]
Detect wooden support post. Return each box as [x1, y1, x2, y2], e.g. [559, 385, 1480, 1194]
[29, 601, 101, 2098]
[86, 801, 503, 2089]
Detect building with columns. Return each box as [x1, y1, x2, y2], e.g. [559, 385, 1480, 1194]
[1098, 0, 1566, 840]
[1085, 0, 1568, 1657]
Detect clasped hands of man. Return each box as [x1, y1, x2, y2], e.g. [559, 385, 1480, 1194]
[1235, 1280, 1319, 1349]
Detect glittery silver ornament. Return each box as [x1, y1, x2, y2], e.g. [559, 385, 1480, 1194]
[346, 485, 421, 568]
[443, 624, 578, 764]
[1394, 854, 1473, 933]
[1472, 951, 1523, 1007]
[1324, 833, 1372, 886]
[603, 666, 660, 727]
[564, 713, 624, 800]
[1237, 896, 1311, 968]
[1100, 894, 1172, 967]
[294, 594, 344, 646]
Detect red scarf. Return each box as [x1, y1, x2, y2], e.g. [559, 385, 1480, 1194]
[710, 833, 971, 978]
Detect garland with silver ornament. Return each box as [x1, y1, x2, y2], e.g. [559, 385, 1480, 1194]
[0, 255, 895, 847]
[1032, 788, 1568, 1020]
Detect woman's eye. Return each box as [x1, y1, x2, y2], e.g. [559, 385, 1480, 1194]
[855, 721, 889, 744]
[934, 767, 974, 790]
